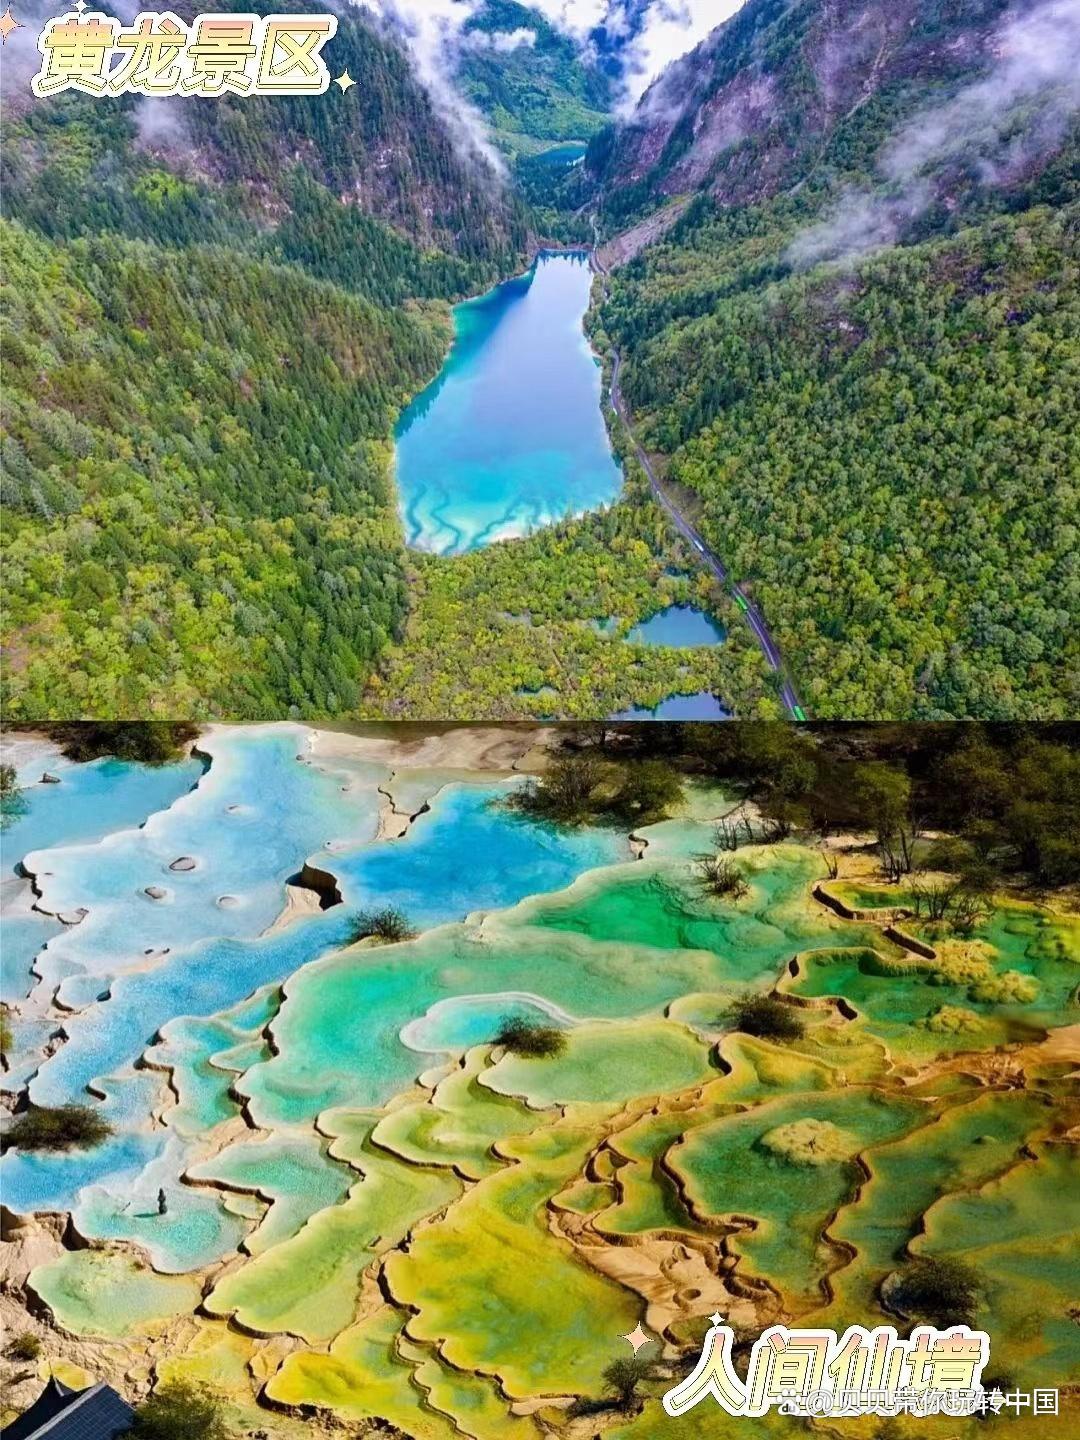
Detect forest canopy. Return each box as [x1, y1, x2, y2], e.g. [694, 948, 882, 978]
[1, 221, 448, 717]
[590, 0, 1079, 721]
[603, 204, 1079, 719]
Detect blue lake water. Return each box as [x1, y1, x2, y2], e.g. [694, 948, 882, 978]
[402, 993, 576, 1055]
[614, 607, 730, 719]
[1, 744, 203, 882]
[24, 779, 626, 1111]
[1, 740, 203, 1073]
[394, 251, 622, 553]
[627, 605, 727, 648]
[532, 143, 587, 168]
[611, 693, 731, 721]
[1, 914, 63, 1004]
[20, 726, 381, 1012]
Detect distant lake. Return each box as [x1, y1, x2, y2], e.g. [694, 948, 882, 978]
[627, 605, 726, 648]
[533, 142, 588, 168]
[394, 252, 622, 554]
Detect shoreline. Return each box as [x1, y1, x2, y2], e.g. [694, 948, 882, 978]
[308, 723, 551, 776]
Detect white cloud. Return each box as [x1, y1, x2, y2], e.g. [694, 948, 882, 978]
[597, 0, 745, 107]
[463, 26, 538, 52]
[881, 0, 1080, 186]
[521, 0, 747, 106]
[359, 0, 505, 171]
[519, 0, 609, 39]
[788, 0, 1080, 268]
[364, 0, 747, 112]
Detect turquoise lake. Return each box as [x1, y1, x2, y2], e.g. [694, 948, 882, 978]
[627, 605, 727, 647]
[394, 251, 622, 554]
[531, 142, 587, 168]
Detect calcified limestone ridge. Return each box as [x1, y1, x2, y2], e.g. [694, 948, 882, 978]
[1, 727, 1077, 1437]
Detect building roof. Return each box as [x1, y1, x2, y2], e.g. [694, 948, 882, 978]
[4, 1378, 134, 1440]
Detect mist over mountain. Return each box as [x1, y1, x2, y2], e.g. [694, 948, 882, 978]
[591, 0, 1080, 229]
[456, 0, 614, 150]
[585, 0, 744, 107]
[2, 0, 1076, 720]
[367, 0, 740, 131]
[0, 1, 529, 719]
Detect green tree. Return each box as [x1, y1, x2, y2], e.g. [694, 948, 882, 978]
[5, 1332, 41, 1362]
[345, 908, 416, 946]
[608, 760, 685, 824]
[3, 1105, 113, 1152]
[739, 726, 818, 838]
[50, 723, 199, 765]
[889, 1257, 982, 1329]
[515, 754, 607, 824]
[0, 763, 27, 827]
[494, 1016, 567, 1057]
[726, 994, 805, 1042]
[603, 1356, 654, 1410]
[696, 854, 749, 899]
[853, 763, 918, 882]
[130, 1381, 232, 1440]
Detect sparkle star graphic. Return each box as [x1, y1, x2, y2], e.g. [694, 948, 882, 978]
[0, 6, 22, 42]
[622, 1323, 652, 1355]
[333, 69, 355, 93]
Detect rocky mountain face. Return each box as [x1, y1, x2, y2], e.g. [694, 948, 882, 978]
[590, 0, 1075, 223]
[173, 3, 527, 264]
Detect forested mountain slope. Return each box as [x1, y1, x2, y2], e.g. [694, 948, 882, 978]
[2, 3, 526, 290]
[590, 0, 1045, 223]
[1, 221, 448, 717]
[621, 205, 1079, 717]
[592, 0, 1080, 718]
[0, 4, 523, 718]
[459, 0, 612, 152]
[179, 2, 526, 264]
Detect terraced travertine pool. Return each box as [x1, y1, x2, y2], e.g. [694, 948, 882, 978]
[1, 725, 1077, 1437]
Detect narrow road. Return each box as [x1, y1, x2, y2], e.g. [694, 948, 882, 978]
[593, 248, 806, 719]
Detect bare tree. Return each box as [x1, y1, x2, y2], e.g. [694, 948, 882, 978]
[714, 811, 745, 851]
